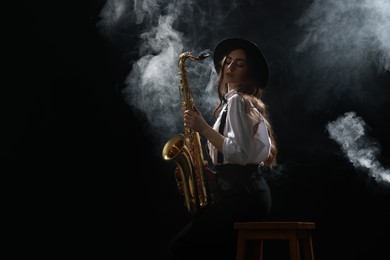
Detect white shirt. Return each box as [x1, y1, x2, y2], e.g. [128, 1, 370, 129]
[207, 89, 271, 165]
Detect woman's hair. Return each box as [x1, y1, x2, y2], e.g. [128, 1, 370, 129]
[213, 50, 278, 167]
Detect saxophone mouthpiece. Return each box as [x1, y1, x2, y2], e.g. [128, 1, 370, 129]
[199, 53, 210, 60]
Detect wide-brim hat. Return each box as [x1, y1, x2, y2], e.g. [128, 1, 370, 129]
[213, 37, 269, 88]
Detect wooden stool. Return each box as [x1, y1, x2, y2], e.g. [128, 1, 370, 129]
[234, 221, 315, 260]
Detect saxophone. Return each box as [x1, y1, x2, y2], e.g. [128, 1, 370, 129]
[162, 52, 211, 214]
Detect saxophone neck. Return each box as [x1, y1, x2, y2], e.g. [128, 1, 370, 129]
[178, 52, 210, 106]
[179, 52, 210, 68]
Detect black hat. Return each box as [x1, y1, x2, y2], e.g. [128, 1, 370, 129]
[213, 37, 269, 88]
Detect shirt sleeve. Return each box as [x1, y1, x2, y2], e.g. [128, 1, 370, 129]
[222, 95, 252, 164]
[222, 94, 271, 165]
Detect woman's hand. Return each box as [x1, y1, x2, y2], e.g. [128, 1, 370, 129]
[184, 107, 225, 152]
[184, 108, 207, 134]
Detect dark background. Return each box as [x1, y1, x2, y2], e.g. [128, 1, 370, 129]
[9, 0, 389, 259]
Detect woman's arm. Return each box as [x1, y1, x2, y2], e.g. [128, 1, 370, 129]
[184, 108, 225, 152]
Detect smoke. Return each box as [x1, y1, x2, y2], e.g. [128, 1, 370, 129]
[96, 0, 250, 150]
[294, 0, 390, 109]
[292, 0, 390, 186]
[95, 0, 390, 169]
[122, 2, 218, 145]
[326, 111, 390, 184]
[97, 0, 162, 41]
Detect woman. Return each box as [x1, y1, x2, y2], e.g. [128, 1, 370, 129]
[167, 37, 278, 260]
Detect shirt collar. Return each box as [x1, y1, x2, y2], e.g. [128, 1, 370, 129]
[224, 89, 238, 101]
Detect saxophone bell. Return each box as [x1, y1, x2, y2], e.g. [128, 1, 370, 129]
[162, 134, 197, 214]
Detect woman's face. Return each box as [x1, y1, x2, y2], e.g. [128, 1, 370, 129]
[222, 49, 248, 88]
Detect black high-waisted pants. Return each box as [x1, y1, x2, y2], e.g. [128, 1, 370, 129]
[166, 164, 272, 260]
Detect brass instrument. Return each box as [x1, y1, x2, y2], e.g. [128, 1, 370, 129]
[162, 52, 210, 214]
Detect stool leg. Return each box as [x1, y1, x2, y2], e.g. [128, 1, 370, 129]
[303, 235, 315, 260]
[259, 240, 264, 260]
[250, 239, 263, 260]
[236, 232, 246, 260]
[289, 238, 300, 260]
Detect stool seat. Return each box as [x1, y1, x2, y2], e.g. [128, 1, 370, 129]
[234, 221, 315, 260]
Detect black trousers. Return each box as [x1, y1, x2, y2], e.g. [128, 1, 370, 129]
[166, 164, 272, 260]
